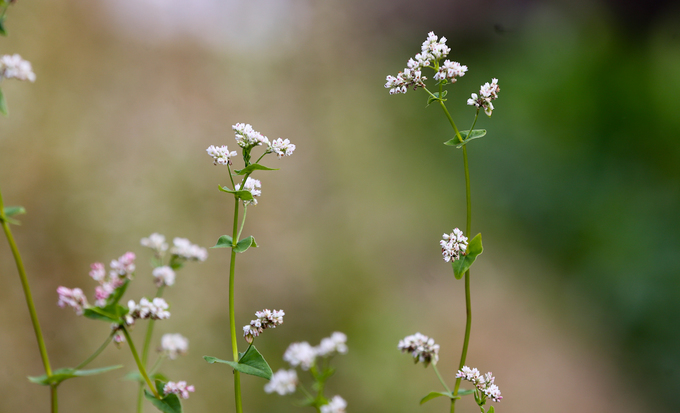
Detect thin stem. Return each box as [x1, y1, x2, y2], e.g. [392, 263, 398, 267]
[121, 327, 160, 399]
[229, 197, 243, 413]
[236, 206, 248, 241]
[0, 189, 54, 380]
[148, 355, 165, 375]
[227, 164, 236, 189]
[75, 332, 114, 370]
[51, 385, 58, 413]
[255, 152, 267, 164]
[137, 286, 164, 413]
[432, 363, 452, 393]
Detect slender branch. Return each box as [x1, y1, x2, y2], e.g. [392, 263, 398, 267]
[432, 363, 452, 393]
[75, 332, 114, 370]
[229, 197, 243, 413]
[136, 285, 165, 413]
[236, 206, 248, 241]
[121, 327, 160, 399]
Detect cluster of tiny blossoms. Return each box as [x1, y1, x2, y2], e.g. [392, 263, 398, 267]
[385, 32, 467, 95]
[170, 237, 208, 261]
[440, 228, 468, 262]
[206, 145, 238, 166]
[152, 266, 175, 287]
[140, 233, 169, 254]
[126, 297, 170, 325]
[467, 78, 501, 116]
[398, 332, 440, 367]
[163, 381, 195, 399]
[0, 54, 36, 82]
[243, 309, 285, 343]
[160, 333, 189, 359]
[234, 177, 262, 206]
[264, 369, 298, 395]
[283, 332, 348, 371]
[456, 366, 503, 402]
[321, 395, 348, 413]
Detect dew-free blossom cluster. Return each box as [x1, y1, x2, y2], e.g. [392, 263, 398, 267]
[321, 395, 347, 413]
[160, 333, 189, 359]
[234, 177, 261, 206]
[243, 309, 285, 343]
[281, 331, 349, 371]
[170, 237, 208, 261]
[398, 332, 440, 366]
[163, 381, 195, 399]
[440, 228, 468, 262]
[0, 54, 36, 82]
[126, 297, 170, 324]
[268, 138, 296, 158]
[264, 369, 298, 395]
[141, 233, 169, 255]
[456, 366, 502, 402]
[206, 145, 238, 166]
[56, 287, 88, 315]
[152, 266, 176, 287]
[467, 78, 500, 116]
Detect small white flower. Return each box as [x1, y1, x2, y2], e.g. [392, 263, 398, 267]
[321, 395, 347, 413]
[398, 332, 440, 366]
[283, 342, 317, 370]
[0, 54, 36, 82]
[421, 31, 450, 61]
[56, 287, 89, 315]
[141, 233, 169, 254]
[456, 366, 502, 402]
[315, 332, 348, 357]
[170, 237, 208, 261]
[467, 78, 500, 116]
[264, 369, 298, 395]
[234, 177, 261, 206]
[232, 123, 269, 148]
[163, 381, 195, 399]
[160, 333, 189, 359]
[206, 145, 238, 166]
[268, 138, 296, 158]
[152, 266, 176, 287]
[433, 60, 468, 82]
[244, 309, 285, 343]
[127, 297, 171, 322]
[440, 228, 468, 262]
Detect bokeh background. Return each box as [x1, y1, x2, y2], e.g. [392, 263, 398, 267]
[1, 0, 679, 412]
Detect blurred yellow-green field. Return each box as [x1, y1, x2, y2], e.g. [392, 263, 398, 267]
[1, 0, 679, 412]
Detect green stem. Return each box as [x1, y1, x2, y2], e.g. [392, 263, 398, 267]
[75, 332, 114, 370]
[432, 363, 452, 393]
[236, 206, 248, 241]
[229, 197, 243, 413]
[136, 285, 165, 413]
[0, 189, 55, 412]
[121, 327, 160, 399]
[51, 385, 58, 413]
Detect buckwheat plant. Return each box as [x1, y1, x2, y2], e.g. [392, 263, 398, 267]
[265, 332, 348, 413]
[202, 123, 295, 413]
[387, 32, 501, 413]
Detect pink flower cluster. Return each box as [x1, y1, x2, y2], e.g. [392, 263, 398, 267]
[163, 381, 195, 399]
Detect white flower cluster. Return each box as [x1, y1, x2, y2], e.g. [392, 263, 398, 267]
[264, 369, 298, 395]
[163, 381, 195, 399]
[126, 297, 170, 324]
[268, 138, 296, 158]
[467, 78, 500, 116]
[385, 32, 466, 94]
[243, 309, 285, 343]
[206, 145, 238, 166]
[170, 237, 208, 261]
[160, 333, 189, 359]
[440, 228, 468, 262]
[152, 266, 176, 287]
[0, 54, 36, 82]
[233, 123, 270, 148]
[456, 366, 502, 402]
[283, 332, 349, 371]
[141, 233, 169, 255]
[321, 395, 347, 413]
[234, 177, 261, 206]
[398, 332, 440, 366]
[56, 287, 88, 315]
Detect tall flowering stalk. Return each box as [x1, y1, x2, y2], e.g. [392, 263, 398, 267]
[387, 32, 501, 413]
[203, 123, 295, 413]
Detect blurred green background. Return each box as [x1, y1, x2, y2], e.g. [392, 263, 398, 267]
[1, 0, 679, 412]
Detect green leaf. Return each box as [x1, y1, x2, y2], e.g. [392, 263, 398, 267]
[144, 389, 183, 413]
[83, 304, 127, 324]
[488, 406, 495, 413]
[217, 185, 254, 201]
[427, 90, 448, 106]
[443, 129, 487, 148]
[28, 365, 123, 386]
[0, 88, 7, 116]
[420, 391, 458, 405]
[457, 389, 475, 396]
[0, 16, 7, 36]
[452, 233, 483, 279]
[234, 163, 278, 175]
[211, 235, 234, 248]
[105, 279, 130, 307]
[204, 344, 273, 380]
[233, 236, 257, 253]
[123, 371, 168, 382]
[4, 206, 25, 217]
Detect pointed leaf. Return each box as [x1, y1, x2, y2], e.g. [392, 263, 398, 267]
[234, 163, 278, 175]
[0, 16, 6, 36]
[0, 88, 7, 116]
[83, 304, 127, 324]
[4, 206, 26, 217]
[211, 235, 234, 249]
[28, 365, 123, 386]
[457, 389, 475, 396]
[420, 391, 457, 405]
[204, 344, 272, 379]
[426, 90, 447, 106]
[444, 129, 487, 147]
[144, 389, 183, 413]
[218, 185, 254, 201]
[488, 406, 495, 413]
[452, 233, 483, 279]
[233, 236, 257, 253]
[105, 279, 130, 307]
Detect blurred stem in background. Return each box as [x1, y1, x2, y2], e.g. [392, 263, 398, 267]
[0, 188, 57, 413]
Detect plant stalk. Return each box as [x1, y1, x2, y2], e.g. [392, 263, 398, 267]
[229, 197, 243, 413]
[121, 327, 160, 399]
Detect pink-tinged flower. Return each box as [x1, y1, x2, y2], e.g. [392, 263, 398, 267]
[160, 333, 189, 359]
[243, 309, 284, 343]
[398, 332, 439, 366]
[264, 369, 298, 395]
[110, 252, 136, 278]
[456, 366, 503, 402]
[89, 262, 106, 281]
[163, 381, 195, 399]
[440, 228, 468, 262]
[111, 325, 126, 347]
[57, 287, 89, 315]
[152, 266, 176, 287]
[320, 395, 347, 413]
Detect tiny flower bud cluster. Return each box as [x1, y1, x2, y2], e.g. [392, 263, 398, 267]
[206, 145, 238, 166]
[467, 78, 500, 116]
[0, 54, 36, 82]
[110, 252, 136, 277]
[456, 366, 503, 402]
[283, 332, 349, 371]
[233, 123, 270, 148]
[126, 298, 170, 324]
[170, 237, 208, 261]
[152, 266, 176, 287]
[235, 177, 261, 206]
[321, 395, 347, 413]
[243, 309, 285, 343]
[112, 328, 126, 347]
[264, 369, 298, 395]
[141, 233, 169, 255]
[268, 138, 296, 158]
[440, 228, 468, 262]
[434, 60, 468, 82]
[160, 333, 189, 359]
[163, 381, 195, 399]
[398, 332, 440, 366]
[56, 287, 89, 315]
